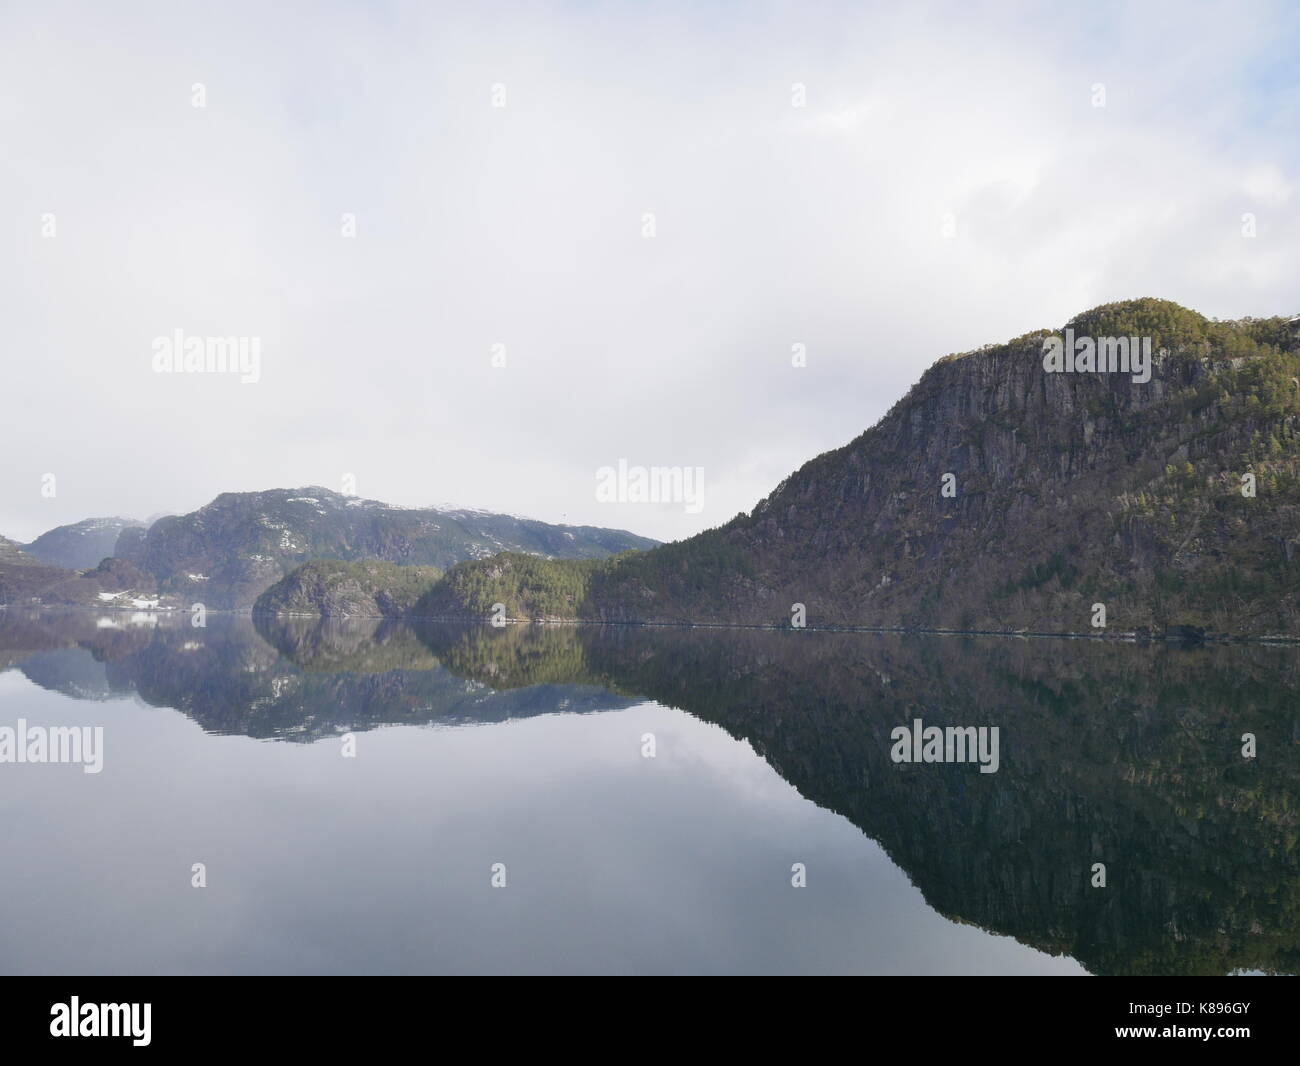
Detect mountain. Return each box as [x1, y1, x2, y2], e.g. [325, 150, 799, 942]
[0, 535, 37, 566]
[255, 560, 442, 618]
[0, 535, 66, 604]
[404, 299, 1300, 638]
[0, 554, 158, 608]
[22, 517, 145, 569]
[115, 487, 657, 608]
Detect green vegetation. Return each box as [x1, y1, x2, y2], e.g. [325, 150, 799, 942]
[411, 525, 762, 622]
[997, 550, 1080, 598]
[415, 552, 607, 619]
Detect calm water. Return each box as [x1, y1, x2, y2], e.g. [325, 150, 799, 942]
[0, 609, 1295, 975]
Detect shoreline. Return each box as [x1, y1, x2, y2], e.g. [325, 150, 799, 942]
[5, 602, 1298, 645]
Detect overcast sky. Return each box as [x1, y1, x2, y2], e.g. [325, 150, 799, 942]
[2, 0, 1298, 544]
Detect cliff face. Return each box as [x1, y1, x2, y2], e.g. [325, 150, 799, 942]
[583, 299, 1300, 636]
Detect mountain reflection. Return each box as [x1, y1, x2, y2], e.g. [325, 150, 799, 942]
[1, 608, 1296, 976]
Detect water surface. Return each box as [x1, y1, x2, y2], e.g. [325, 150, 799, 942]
[0, 609, 1295, 975]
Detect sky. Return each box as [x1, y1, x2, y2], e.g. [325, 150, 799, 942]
[2, 0, 1298, 544]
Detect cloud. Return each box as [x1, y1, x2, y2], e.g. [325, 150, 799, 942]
[1, 0, 1297, 542]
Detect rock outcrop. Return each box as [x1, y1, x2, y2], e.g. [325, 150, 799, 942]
[255, 559, 442, 618]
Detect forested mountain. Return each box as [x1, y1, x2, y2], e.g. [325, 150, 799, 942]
[391, 300, 1300, 638]
[110, 487, 656, 608]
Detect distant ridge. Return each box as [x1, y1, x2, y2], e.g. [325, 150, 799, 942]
[110, 486, 656, 608]
[22, 517, 144, 570]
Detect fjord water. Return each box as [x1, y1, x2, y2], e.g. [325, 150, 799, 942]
[0, 611, 1294, 976]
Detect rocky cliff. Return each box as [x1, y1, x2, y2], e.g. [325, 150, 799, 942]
[255, 559, 442, 618]
[424, 299, 1300, 638]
